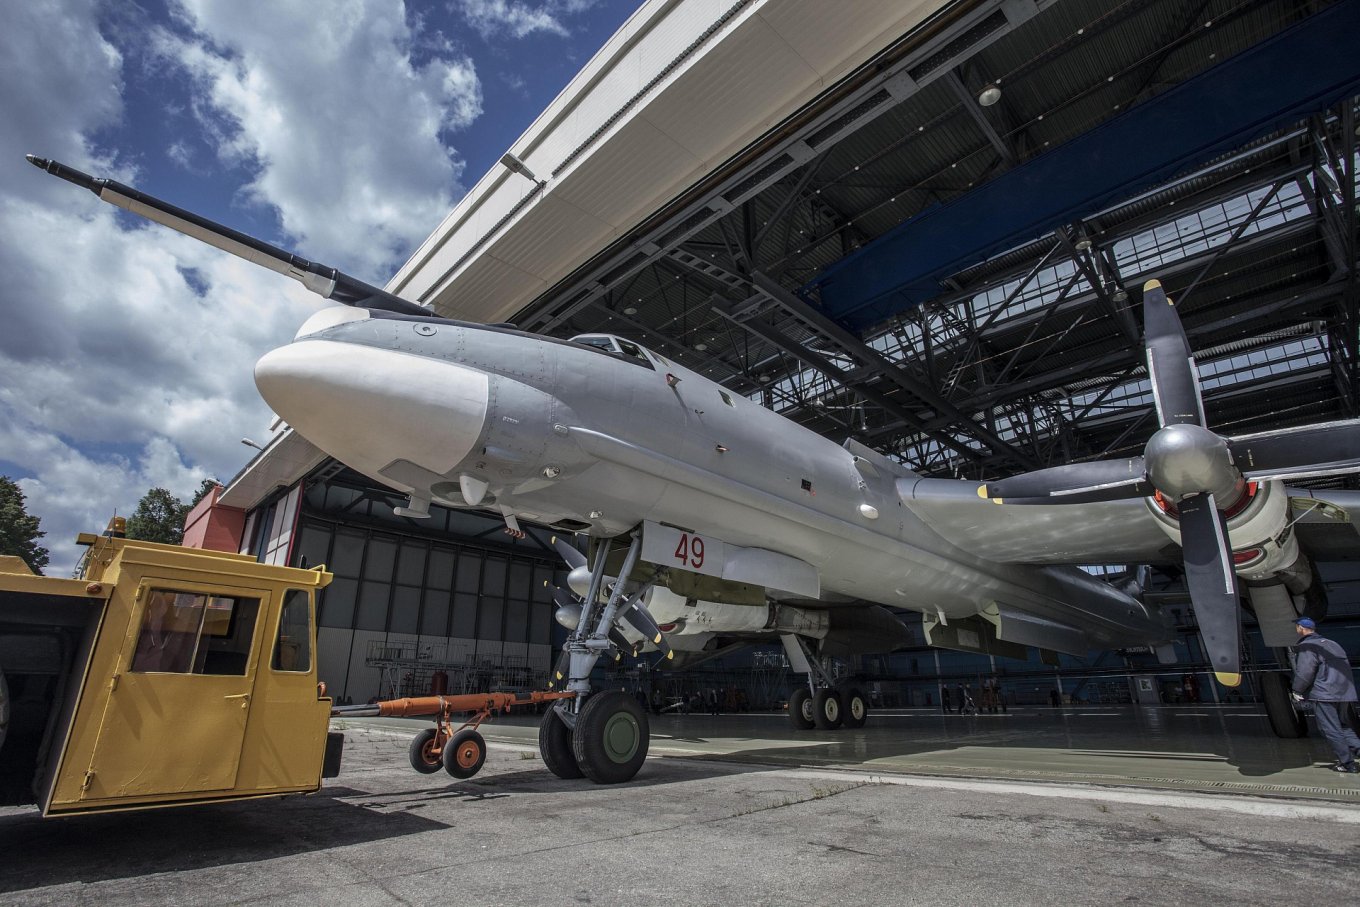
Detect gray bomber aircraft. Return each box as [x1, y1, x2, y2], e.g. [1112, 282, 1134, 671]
[31, 155, 1360, 784]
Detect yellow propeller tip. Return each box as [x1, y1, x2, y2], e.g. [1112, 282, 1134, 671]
[1144, 279, 1161, 290]
[652, 634, 662, 644]
[1215, 671, 1242, 688]
[665, 650, 675, 660]
[992, 497, 1004, 505]
[977, 485, 988, 498]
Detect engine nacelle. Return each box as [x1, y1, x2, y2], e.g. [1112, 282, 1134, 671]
[1144, 479, 1297, 581]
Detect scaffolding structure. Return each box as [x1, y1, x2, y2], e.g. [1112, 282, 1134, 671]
[365, 639, 549, 700]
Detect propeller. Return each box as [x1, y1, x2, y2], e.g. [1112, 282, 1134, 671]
[979, 280, 1360, 686]
[26, 155, 431, 318]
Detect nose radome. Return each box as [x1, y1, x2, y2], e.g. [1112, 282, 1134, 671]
[254, 340, 489, 478]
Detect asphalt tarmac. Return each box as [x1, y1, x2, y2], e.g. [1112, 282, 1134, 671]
[1, 705, 1358, 905]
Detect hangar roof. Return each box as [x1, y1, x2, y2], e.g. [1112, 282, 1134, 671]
[226, 0, 1360, 508]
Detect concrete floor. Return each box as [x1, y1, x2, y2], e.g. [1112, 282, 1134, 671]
[2, 703, 1359, 904]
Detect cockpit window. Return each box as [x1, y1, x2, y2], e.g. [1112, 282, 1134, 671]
[572, 335, 617, 352]
[569, 334, 656, 370]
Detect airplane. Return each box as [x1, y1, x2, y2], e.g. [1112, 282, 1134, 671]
[29, 155, 1360, 784]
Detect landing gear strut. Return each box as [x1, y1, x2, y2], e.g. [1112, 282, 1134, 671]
[782, 634, 870, 732]
[539, 532, 662, 784]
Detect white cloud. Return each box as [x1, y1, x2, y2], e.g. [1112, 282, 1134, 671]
[154, 0, 482, 281]
[0, 1, 482, 574]
[456, 0, 601, 40]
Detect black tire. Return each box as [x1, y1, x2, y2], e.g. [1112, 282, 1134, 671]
[0, 668, 9, 753]
[442, 729, 487, 779]
[539, 707, 584, 779]
[1260, 672, 1307, 739]
[408, 728, 443, 773]
[572, 690, 649, 784]
[789, 687, 815, 730]
[841, 687, 868, 729]
[813, 688, 843, 730]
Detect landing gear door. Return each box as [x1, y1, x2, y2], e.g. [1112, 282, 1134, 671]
[83, 581, 268, 805]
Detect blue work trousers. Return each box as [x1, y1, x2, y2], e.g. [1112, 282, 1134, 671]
[1311, 701, 1360, 765]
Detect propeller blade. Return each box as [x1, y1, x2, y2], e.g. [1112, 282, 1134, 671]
[609, 627, 636, 657]
[546, 648, 570, 689]
[980, 458, 1149, 503]
[1178, 493, 1242, 685]
[1142, 280, 1204, 427]
[550, 535, 588, 570]
[1228, 419, 1360, 481]
[621, 600, 674, 663]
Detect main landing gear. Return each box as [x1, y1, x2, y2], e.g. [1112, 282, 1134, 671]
[540, 531, 666, 784]
[784, 635, 869, 732]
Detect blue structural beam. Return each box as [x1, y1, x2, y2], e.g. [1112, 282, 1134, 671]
[809, 2, 1360, 332]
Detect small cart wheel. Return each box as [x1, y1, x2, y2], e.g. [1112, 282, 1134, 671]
[442, 729, 487, 779]
[408, 727, 443, 774]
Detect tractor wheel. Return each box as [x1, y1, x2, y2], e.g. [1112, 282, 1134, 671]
[442, 729, 487, 779]
[408, 728, 444, 774]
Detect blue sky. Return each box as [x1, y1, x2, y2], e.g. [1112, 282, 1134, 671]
[0, 0, 638, 573]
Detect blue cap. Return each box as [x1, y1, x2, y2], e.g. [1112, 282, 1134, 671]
[1295, 617, 1316, 629]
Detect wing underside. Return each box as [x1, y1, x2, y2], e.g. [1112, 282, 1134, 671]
[899, 477, 1177, 565]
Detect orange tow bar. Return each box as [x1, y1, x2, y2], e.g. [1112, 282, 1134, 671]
[333, 690, 576, 779]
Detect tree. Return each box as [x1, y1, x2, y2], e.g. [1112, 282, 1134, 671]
[125, 479, 220, 546]
[0, 476, 49, 575]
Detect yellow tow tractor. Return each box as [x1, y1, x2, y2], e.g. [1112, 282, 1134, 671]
[0, 520, 340, 816]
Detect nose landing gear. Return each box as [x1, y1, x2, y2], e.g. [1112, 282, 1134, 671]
[539, 531, 664, 784]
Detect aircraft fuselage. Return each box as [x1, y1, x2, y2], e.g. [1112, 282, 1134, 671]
[255, 311, 1169, 649]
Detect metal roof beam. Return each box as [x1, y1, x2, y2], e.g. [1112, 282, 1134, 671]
[750, 271, 1037, 467]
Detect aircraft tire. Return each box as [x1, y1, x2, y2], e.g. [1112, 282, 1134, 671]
[1260, 671, 1307, 738]
[841, 687, 868, 729]
[442, 729, 487, 779]
[788, 687, 815, 730]
[539, 707, 584, 779]
[0, 666, 8, 753]
[572, 690, 649, 784]
[813, 688, 843, 730]
[408, 728, 444, 773]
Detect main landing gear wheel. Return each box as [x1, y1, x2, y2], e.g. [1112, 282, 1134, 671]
[788, 687, 815, 730]
[442, 729, 487, 779]
[841, 687, 868, 729]
[539, 707, 584, 779]
[409, 727, 444, 774]
[572, 690, 649, 784]
[813, 688, 843, 730]
[1260, 672, 1307, 739]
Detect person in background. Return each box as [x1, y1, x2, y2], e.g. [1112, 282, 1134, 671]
[941, 685, 952, 714]
[1290, 617, 1360, 773]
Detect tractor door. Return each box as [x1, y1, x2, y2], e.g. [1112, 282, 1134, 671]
[82, 580, 269, 802]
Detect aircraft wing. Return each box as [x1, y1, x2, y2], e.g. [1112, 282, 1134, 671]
[900, 478, 1360, 566]
[899, 476, 1180, 565]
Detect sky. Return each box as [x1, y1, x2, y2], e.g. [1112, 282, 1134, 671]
[1, 0, 639, 574]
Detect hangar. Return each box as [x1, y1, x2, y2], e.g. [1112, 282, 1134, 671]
[192, 0, 1360, 709]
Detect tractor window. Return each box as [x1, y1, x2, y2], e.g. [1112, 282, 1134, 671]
[131, 589, 260, 676]
[272, 589, 313, 672]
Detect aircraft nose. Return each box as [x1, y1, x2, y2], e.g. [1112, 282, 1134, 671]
[254, 340, 490, 478]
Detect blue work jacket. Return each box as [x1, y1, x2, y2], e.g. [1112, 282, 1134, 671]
[1291, 634, 1358, 702]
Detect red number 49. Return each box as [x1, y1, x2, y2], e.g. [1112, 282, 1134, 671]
[674, 533, 705, 569]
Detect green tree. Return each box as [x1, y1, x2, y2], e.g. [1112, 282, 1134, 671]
[126, 487, 186, 544]
[0, 476, 49, 574]
[125, 480, 220, 545]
